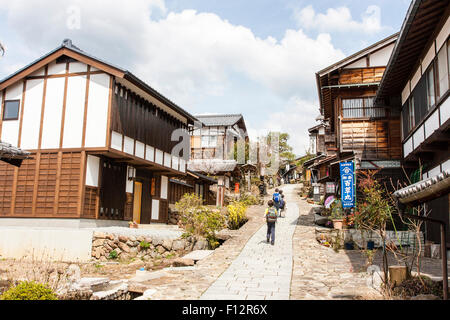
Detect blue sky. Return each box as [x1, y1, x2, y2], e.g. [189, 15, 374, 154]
[0, 0, 411, 155]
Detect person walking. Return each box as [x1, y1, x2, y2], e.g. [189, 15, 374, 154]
[265, 200, 278, 245]
[272, 188, 281, 214]
[280, 194, 286, 218]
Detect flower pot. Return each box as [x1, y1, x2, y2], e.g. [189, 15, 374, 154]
[332, 219, 344, 230]
[367, 241, 375, 250]
[344, 242, 354, 250]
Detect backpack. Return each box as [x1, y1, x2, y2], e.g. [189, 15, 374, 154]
[273, 193, 280, 203]
[266, 207, 278, 223]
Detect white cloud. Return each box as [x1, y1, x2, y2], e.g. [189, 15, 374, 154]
[0, 0, 346, 154]
[248, 97, 320, 156]
[294, 5, 385, 35]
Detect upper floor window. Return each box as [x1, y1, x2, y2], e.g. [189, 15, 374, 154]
[436, 40, 449, 100]
[201, 135, 217, 148]
[426, 65, 436, 109]
[201, 127, 218, 148]
[2, 100, 20, 120]
[342, 97, 385, 118]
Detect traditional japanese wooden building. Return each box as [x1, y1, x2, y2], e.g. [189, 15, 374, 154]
[377, 0, 449, 243]
[0, 39, 199, 225]
[188, 114, 248, 206]
[315, 33, 404, 195]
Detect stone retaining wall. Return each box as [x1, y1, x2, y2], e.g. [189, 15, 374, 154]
[91, 232, 209, 261]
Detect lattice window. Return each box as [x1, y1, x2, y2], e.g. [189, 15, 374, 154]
[36, 153, 58, 215]
[342, 97, 386, 118]
[58, 153, 81, 215]
[15, 158, 36, 215]
[0, 163, 14, 215]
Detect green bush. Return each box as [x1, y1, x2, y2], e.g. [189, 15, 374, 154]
[108, 250, 118, 260]
[0, 281, 57, 300]
[227, 201, 248, 230]
[139, 241, 151, 250]
[239, 193, 259, 206]
[175, 193, 226, 249]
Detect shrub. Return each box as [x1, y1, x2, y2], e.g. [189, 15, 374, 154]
[108, 250, 118, 260]
[0, 281, 57, 300]
[239, 193, 259, 206]
[175, 193, 227, 249]
[139, 241, 151, 250]
[227, 201, 248, 230]
[330, 200, 345, 219]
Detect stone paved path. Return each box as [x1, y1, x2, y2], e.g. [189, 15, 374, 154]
[290, 198, 382, 300]
[201, 184, 299, 300]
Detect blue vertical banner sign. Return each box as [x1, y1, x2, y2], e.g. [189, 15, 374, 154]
[340, 161, 355, 208]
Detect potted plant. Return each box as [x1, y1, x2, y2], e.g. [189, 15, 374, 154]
[330, 200, 345, 230]
[129, 221, 138, 229]
[344, 231, 354, 250]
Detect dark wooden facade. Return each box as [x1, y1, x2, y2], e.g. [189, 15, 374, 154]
[315, 33, 405, 199]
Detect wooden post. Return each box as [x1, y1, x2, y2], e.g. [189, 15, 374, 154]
[389, 265, 408, 287]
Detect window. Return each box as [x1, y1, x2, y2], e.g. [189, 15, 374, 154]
[426, 65, 436, 109]
[201, 135, 217, 148]
[342, 97, 385, 118]
[407, 97, 415, 133]
[437, 43, 449, 100]
[2, 100, 20, 120]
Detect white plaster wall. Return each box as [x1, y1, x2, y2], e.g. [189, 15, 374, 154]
[401, 81, 411, 106]
[86, 155, 100, 187]
[421, 43, 436, 72]
[63, 75, 86, 148]
[164, 152, 171, 167]
[111, 131, 123, 151]
[41, 77, 65, 149]
[179, 159, 186, 173]
[413, 126, 424, 148]
[151, 200, 160, 220]
[403, 137, 413, 157]
[370, 43, 395, 66]
[428, 165, 441, 178]
[124, 136, 134, 154]
[155, 149, 163, 165]
[436, 15, 450, 51]
[30, 67, 45, 77]
[344, 57, 366, 69]
[135, 141, 145, 159]
[20, 79, 44, 150]
[1, 81, 23, 146]
[172, 156, 179, 171]
[161, 176, 168, 200]
[47, 60, 66, 76]
[440, 96, 449, 125]
[424, 108, 440, 139]
[69, 62, 88, 73]
[145, 145, 155, 162]
[84, 74, 110, 148]
[0, 228, 93, 262]
[410, 67, 422, 92]
[442, 159, 450, 172]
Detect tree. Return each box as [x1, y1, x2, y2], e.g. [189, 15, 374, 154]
[266, 132, 296, 161]
[0, 41, 5, 57]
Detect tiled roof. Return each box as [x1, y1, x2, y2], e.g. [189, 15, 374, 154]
[393, 169, 450, 204]
[0, 39, 197, 123]
[188, 159, 237, 174]
[195, 114, 243, 127]
[0, 141, 30, 159]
